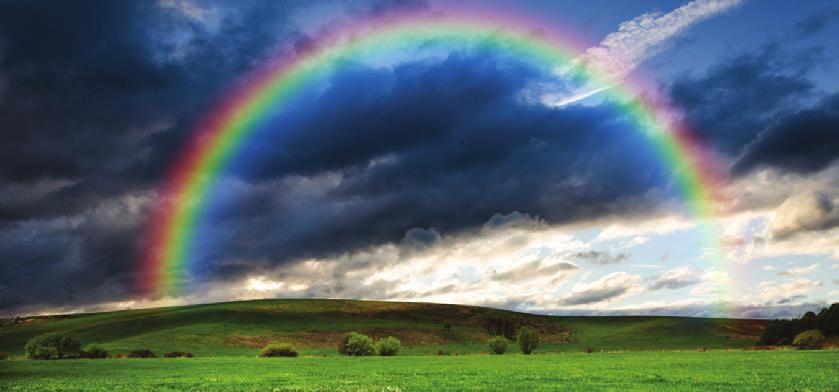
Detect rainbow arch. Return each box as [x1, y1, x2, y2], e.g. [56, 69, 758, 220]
[141, 11, 728, 304]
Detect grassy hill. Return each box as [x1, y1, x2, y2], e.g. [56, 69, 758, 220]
[0, 299, 765, 357]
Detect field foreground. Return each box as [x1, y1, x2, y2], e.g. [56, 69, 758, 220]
[2, 350, 837, 391]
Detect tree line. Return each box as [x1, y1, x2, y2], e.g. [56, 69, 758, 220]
[759, 303, 838, 349]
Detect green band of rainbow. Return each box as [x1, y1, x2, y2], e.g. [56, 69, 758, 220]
[141, 11, 729, 306]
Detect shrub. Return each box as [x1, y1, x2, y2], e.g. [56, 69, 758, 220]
[516, 327, 539, 355]
[0, 352, 9, 360]
[375, 336, 401, 356]
[164, 351, 194, 358]
[259, 343, 298, 358]
[127, 349, 156, 358]
[487, 336, 507, 355]
[793, 329, 826, 350]
[585, 347, 595, 354]
[82, 345, 108, 359]
[343, 332, 375, 356]
[25, 332, 82, 360]
[337, 333, 351, 355]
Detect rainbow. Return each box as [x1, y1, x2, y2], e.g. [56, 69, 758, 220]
[140, 10, 730, 305]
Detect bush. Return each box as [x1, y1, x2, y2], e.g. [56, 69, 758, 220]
[81, 345, 108, 359]
[375, 336, 401, 356]
[25, 332, 82, 360]
[487, 336, 508, 355]
[586, 347, 595, 354]
[0, 352, 9, 360]
[164, 351, 194, 358]
[337, 333, 351, 355]
[793, 329, 826, 350]
[127, 349, 156, 358]
[517, 326, 539, 355]
[343, 332, 375, 356]
[259, 343, 298, 358]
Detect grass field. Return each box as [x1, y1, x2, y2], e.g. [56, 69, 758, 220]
[0, 299, 763, 357]
[2, 350, 837, 391]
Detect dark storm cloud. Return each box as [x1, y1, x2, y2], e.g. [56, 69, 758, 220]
[668, 44, 839, 176]
[0, 0, 431, 312]
[184, 53, 678, 281]
[668, 46, 816, 155]
[733, 93, 839, 175]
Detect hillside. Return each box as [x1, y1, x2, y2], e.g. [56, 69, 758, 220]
[0, 299, 765, 356]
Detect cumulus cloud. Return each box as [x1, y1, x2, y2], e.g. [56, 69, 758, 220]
[648, 266, 703, 290]
[760, 278, 822, 304]
[764, 191, 839, 242]
[547, 0, 743, 106]
[560, 272, 643, 306]
[768, 191, 839, 239]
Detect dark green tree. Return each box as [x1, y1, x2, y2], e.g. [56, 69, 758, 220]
[517, 326, 540, 355]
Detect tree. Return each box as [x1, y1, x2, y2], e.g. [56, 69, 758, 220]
[517, 326, 539, 355]
[487, 336, 508, 355]
[342, 332, 375, 356]
[793, 329, 826, 350]
[259, 343, 298, 357]
[817, 303, 839, 336]
[800, 311, 818, 331]
[375, 336, 401, 356]
[25, 332, 82, 360]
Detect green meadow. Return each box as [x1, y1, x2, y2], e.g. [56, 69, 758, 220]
[2, 299, 835, 391]
[2, 351, 837, 391]
[0, 299, 763, 357]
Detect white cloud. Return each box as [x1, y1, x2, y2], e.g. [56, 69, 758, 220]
[595, 214, 695, 242]
[649, 266, 703, 290]
[545, 0, 743, 106]
[786, 263, 821, 276]
[759, 278, 822, 304]
[768, 191, 839, 239]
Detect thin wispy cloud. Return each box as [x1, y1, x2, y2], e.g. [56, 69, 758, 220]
[547, 0, 744, 106]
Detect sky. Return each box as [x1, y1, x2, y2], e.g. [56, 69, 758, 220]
[1, 0, 837, 318]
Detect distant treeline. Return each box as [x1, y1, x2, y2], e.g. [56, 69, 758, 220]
[759, 303, 838, 345]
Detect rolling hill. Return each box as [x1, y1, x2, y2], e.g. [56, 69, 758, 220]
[0, 299, 765, 357]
